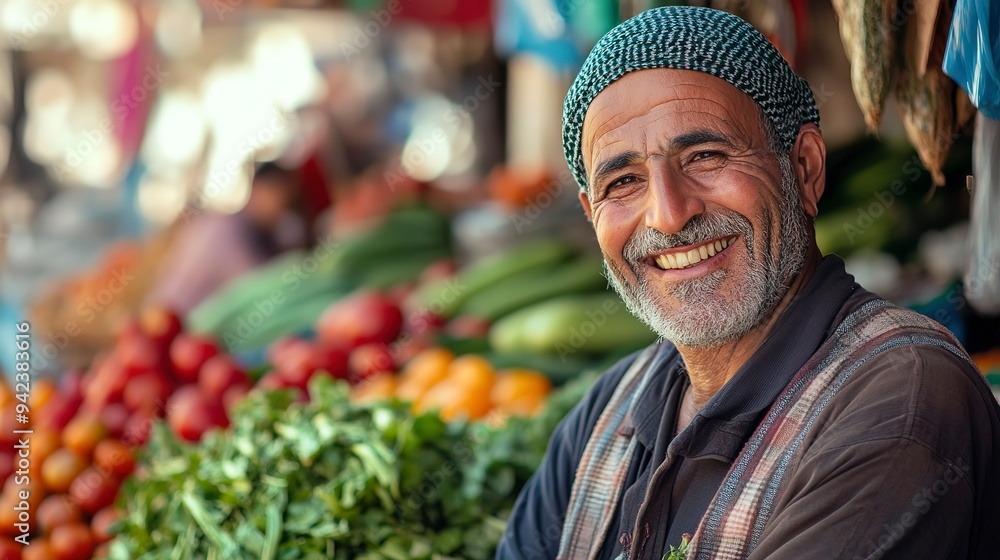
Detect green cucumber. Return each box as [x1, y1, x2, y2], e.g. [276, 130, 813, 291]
[413, 239, 574, 318]
[489, 293, 657, 357]
[459, 256, 607, 320]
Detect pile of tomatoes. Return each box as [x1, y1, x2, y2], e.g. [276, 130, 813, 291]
[0, 376, 128, 560]
[0, 307, 256, 560]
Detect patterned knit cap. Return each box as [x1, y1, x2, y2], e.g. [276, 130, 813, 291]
[563, 6, 820, 191]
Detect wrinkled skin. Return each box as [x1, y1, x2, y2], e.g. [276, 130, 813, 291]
[578, 69, 827, 420]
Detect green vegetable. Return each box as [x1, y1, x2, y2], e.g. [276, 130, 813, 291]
[490, 293, 658, 358]
[188, 205, 452, 351]
[662, 533, 692, 560]
[459, 256, 607, 320]
[111, 373, 597, 559]
[414, 239, 574, 318]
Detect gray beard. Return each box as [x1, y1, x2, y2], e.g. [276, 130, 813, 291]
[604, 155, 811, 348]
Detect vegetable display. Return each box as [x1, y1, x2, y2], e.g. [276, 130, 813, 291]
[14, 198, 666, 560]
[109, 372, 599, 559]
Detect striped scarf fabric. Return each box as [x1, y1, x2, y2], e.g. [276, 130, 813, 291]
[558, 298, 975, 560]
[557, 345, 661, 559]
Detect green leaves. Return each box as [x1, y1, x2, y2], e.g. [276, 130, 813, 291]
[112, 371, 597, 559]
[663, 533, 693, 560]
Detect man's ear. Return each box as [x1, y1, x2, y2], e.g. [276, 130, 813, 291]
[791, 124, 826, 217]
[579, 190, 594, 222]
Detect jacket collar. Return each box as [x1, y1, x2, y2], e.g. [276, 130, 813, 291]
[629, 255, 859, 458]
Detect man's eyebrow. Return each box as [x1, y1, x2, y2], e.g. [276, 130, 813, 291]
[590, 150, 642, 192]
[670, 130, 737, 151]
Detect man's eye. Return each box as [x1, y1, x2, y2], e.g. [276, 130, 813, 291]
[691, 151, 722, 162]
[608, 175, 638, 189]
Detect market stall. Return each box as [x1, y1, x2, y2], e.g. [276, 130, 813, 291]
[0, 0, 997, 558]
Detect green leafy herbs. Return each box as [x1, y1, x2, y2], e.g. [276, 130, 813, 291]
[663, 533, 693, 560]
[111, 370, 600, 559]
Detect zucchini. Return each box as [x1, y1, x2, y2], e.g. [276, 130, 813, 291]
[489, 293, 657, 357]
[459, 256, 607, 320]
[413, 239, 574, 318]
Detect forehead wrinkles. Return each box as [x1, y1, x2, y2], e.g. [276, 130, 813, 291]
[582, 79, 761, 173]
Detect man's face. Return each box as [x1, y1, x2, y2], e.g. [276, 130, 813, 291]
[580, 69, 812, 348]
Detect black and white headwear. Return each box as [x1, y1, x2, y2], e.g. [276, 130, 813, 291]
[562, 6, 820, 191]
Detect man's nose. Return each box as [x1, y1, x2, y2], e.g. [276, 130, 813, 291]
[644, 163, 705, 234]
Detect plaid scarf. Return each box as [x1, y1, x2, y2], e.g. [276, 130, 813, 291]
[558, 298, 974, 560]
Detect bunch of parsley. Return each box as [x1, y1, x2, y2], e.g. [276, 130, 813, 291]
[109, 372, 598, 559]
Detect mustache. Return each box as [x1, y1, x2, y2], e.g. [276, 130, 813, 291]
[623, 211, 754, 264]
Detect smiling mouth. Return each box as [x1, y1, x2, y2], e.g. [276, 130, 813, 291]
[650, 236, 737, 270]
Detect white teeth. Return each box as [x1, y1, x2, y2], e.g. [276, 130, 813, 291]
[654, 236, 737, 270]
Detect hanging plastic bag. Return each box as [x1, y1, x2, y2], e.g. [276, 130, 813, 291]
[965, 112, 1000, 314]
[943, 0, 999, 119]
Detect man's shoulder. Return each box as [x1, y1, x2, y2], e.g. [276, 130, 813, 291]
[813, 330, 998, 457]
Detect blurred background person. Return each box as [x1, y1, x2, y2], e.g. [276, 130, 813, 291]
[146, 162, 303, 314]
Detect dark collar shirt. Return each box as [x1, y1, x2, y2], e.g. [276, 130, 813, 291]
[497, 255, 1000, 559]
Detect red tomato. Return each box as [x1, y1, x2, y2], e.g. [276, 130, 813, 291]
[97, 404, 130, 440]
[68, 468, 119, 515]
[316, 291, 403, 349]
[311, 345, 349, 380]
[168, 335, 219, 383]
[82, 356, 127, 410]
[41, 449, 88, 493]
[122, 371, 173, 414]
[348, 344, 395, 384]
[36, 394, 81, 432]
[49, 523, 95, 560]
[61, 415, 107, 459]
[92, 440, 135, 480]
[90, 507, 120, 544]
[138, 307, 183, 350]
[120, 409, 155, 447]
[198, 355, 249, 401]
[36, 494, 83, 534]
[22, 538, 53, 560]
[166, 386, 226, 442]
[114, 333, 163, 379]
[0, 537, 21, 560]
[273, 339, 316, 388]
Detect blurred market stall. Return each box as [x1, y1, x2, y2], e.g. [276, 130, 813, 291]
[0, 0, 996, 558]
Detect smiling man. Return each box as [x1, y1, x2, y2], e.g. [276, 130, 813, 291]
[498, 7, 1000, 560]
